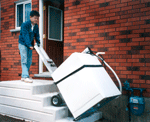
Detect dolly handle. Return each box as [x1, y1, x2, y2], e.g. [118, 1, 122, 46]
[96, 52, 105, 55]
[96, 54, 122, 93]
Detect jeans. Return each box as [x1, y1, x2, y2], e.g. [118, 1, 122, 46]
[18, 43, 32, 78]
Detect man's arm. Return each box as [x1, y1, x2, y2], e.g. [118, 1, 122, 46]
[34, 24, 40, 46]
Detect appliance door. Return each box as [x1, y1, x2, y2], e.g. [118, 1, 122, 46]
[57, 67, 104, 118]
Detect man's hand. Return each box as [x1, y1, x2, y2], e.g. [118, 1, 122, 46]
[29, 46, 34, 50]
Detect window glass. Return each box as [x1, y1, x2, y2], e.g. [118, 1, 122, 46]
[17, 4, 23, 27]
[49, 7, 62, 41]
[25, 3, 31, 22]
[16, 2, 31, 28]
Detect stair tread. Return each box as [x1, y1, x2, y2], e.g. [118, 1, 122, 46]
[33, 92, 59, 98]
[0, 80, 55, 89]
[43, 105, 68, 111]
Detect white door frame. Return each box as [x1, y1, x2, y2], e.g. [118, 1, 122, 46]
[39, 0, 44, 73]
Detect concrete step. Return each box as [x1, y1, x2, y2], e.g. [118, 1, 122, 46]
[0, 104, 68, 122]
[0, 80, 69, 122]
[0, 92, 60, 110]
[0, 80, 59, 100]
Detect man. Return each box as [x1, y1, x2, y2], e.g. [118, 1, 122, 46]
[18, 10, 40, 83]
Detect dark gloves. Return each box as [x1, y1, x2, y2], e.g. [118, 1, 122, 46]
[37, 42, 40, 47]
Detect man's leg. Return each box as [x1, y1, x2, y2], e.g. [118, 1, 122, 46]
[27, 48, 32, 72]
[19, 43, 29, 78]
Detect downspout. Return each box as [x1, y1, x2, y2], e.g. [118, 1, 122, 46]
[39, 0, 43, 73]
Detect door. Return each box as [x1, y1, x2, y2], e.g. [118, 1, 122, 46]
[44, 1, 64, 67]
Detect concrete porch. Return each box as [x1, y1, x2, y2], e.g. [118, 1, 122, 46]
[0, 80, 102, 122]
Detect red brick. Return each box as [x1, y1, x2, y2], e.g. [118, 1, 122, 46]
[110, 0, 121, 5]
[116, 43, 127, 47]
[132, 63, 145, 66]
[132, 29, 144, 34]
[133, 12, 145, 18]
[116, 59, 127, 62]
[99, 17, 110, 22]
[145, 29, 150, 33]
[120, 47, 131, 50]
[140, 41, 150, 46]
[105, 43, 115, 47]
[132, 37, 144, 42]
[105, 13, 115, 17]
[119, 74, 127, 79]
[133, 3, 145, 9]
[109, 40, 120, 44]
[121, 6, 132, 11]
[141, 7, 150, 12]
[140, 24, 150, 29]
[128, 25, 140, 30]
[116, 27, 128, 31]
[133, 21, 145, 25]
[141, 15, 150, 20]
[132, 55, 145, 59]
[121, 22, 132, 27]
[140, 50, 150, 54]
[127, 59, 139, 63]
[128, 75, 139, 79]
[110, 16, 120, 20]
[109, 47, 120, 51]
[116, 35, 127, 39]
[128, 17, 140, 22]
[121, 71, 132, 75]
[141, 84, 150, 89]
[133, 71, 145, 75]
[146, 63, 150, 66]
[89, 19, 99, 23]
[121, 0, 132, 3]
[146, 81, 150, 84]
[128, 1, 140, 6]
[145, 54, 150, 58]
[95, 0, 105, 4]
[116, 19, 128, 23]
[89, 4, 99, 9]
[116, 3, 127, 8]
[133, 80, 145, 84]
[146, 11, 150, 16]
[128, 34, 139, 38]
[105, 28, 116, 32]
[109, 32, 120, 36]
[105, 59, 115, 62]
[109, 63, 120, 67]
[116, 51, 127, 54]
[95, 29, 105, 33]
[145, 46, 150, 50]
[116, 66, 126, 70]
[110, 8, 120, 13]
[81, 13, 90, 17]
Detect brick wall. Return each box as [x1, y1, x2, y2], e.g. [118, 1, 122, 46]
[64, 0, 150, 97]
[0, 0, 39, 81]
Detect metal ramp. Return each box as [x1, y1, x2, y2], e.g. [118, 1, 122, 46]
[34, 43, 57, 74]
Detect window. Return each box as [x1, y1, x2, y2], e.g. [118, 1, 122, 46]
[16, 1, 31, 29]
[48, 6, 63, 41]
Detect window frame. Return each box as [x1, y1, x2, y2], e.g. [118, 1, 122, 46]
[48, 6, 63, 42]
[15, 0, 32, 29]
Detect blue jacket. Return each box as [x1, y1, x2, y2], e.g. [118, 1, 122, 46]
[18, 20, 40, 48]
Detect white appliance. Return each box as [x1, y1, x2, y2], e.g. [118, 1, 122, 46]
[52, 52, 122, 119]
